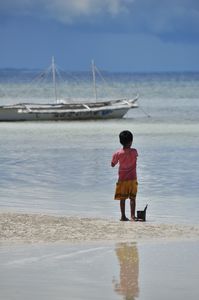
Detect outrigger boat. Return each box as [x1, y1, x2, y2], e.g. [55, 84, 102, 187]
[0, 58, 138, 121]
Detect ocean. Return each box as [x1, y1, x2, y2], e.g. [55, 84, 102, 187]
[0, 69, 199, 224]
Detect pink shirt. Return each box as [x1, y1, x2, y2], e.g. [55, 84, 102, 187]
[111, 148, 138, 181]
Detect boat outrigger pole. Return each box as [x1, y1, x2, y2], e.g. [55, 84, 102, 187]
[92, 59, 97, 101]
[52, 56, 58, 103]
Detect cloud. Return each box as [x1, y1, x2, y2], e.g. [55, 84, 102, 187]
[45, 0, 135, 23]
[0, 0, 199, 43]
[0, 0, 134, 22]
[129, 0, 199, 39]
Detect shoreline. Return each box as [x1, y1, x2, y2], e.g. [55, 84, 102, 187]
[1, 212, 199, 245]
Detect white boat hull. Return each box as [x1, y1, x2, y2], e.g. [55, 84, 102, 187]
[0, 107, 128, 121]
[0, 98, 138, 121]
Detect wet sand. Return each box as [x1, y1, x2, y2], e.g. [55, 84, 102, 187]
[1, 212, 199, 244]
[0, 240, 199, 300]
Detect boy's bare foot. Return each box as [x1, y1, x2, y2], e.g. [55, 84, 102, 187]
[120, 217, 129, 221]
[130, 217, 138, 222]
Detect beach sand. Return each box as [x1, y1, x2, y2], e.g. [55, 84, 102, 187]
[1, 213, 199, 300]
[1, 212, 199, 244]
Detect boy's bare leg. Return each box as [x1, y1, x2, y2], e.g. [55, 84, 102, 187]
[130, 197, 136, 220]
[120, 200, 129, 221]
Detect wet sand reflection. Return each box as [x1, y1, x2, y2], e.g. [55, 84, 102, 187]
[113, 243, 139, 300]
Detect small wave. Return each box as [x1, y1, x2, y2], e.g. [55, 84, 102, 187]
[0, 213, 199, 244]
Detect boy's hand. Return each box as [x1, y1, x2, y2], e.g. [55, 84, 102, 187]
[111, 162, 115, 167]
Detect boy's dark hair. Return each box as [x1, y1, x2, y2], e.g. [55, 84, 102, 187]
[119, 130, 133, 146]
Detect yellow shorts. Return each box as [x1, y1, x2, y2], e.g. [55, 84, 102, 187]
[114, 179, 138, 200]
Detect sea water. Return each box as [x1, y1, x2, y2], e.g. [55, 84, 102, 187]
[0, 70, 199, 224]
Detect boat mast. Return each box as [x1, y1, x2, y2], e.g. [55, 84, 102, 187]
[52, 56, 58, 103]
[92, 59, 97, 100]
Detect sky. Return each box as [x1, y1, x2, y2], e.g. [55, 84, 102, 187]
[0, 0, 199, 72]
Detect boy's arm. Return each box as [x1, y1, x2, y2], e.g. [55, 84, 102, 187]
[111, 152, 118, 167]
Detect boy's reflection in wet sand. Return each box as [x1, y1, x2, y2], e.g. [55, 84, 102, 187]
[113, 243, 139, 300]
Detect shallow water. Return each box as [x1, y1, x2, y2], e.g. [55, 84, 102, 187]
[0, 241, 199, 300]
[0, 120, 198, 224]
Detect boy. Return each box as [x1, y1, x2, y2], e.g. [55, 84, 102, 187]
[111, 130, 138, 221]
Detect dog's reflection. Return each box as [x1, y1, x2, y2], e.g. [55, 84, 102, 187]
[113, 243, 139, 300]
